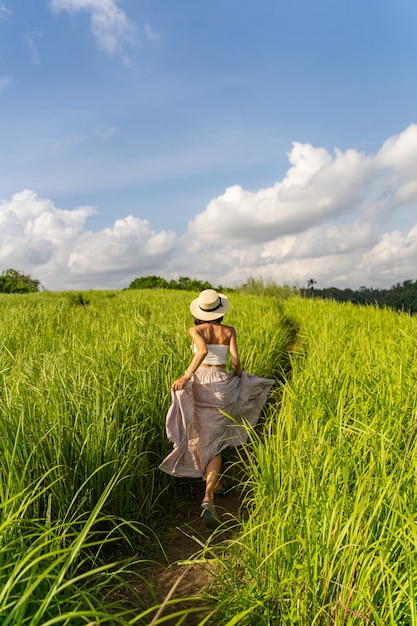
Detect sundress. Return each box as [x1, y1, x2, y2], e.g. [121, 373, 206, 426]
[159, 368, 275, 478]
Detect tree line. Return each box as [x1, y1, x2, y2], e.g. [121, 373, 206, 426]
[303, 279, 417, 314]
[0, 270, 220, 295]
[2, 268, 417, 315]
[127, 275, 224, 292]
[129, 276, 417, 314]
[0, 268, 40, 293]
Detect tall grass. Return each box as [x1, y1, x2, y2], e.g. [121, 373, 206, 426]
[0, 455, 152, 624]
[0, 288, 291, 622]
[1, 290, 183, 524]
[210, 297, 417, 624]
[239, 276, 297, 300]
[0, 289, 289, 522]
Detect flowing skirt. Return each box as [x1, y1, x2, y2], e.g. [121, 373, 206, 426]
[159, 369, 275, 478]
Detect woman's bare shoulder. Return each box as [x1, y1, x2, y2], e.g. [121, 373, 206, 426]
[212, 323, 236, 344]
[188, 324, 209, 340]
[221, 324, 237, 335]
[188, 325, 200, 337]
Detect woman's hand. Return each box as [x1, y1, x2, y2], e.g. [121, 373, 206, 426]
[171, 375, 190, 391]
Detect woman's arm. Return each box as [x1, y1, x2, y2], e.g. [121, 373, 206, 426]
[229, 328, 242, 376]
[171, 326, 208, 391]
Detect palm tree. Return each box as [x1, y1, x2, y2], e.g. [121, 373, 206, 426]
[307, 278, 317, 297]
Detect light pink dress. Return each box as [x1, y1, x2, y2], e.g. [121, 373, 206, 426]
[159, 345, 274, 477]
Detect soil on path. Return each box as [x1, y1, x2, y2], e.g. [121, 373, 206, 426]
[134, 337, 296, 624]
[133, 464, 245, 625]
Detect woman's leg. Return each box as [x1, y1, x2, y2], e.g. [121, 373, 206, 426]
[203, 453, 222, 505]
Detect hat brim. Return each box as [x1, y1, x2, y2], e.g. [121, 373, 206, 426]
[189, 293, 229, 321]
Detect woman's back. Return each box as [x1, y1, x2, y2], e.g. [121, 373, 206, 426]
[191, 322, 235, 346]
[190, 321, 240, 373]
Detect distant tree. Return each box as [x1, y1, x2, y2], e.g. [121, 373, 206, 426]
[128, 275, 214, 291]
[128, 276, 169, 290]
[305, 278, 417, 314]
[0, 268, 40, 293]
[172, 276, 213, 291]
[306, 278, 316, 298]
[385, 279, 417, 313]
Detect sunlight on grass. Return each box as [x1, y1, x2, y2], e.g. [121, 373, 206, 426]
[3, 289, 416, 623]
[207, 298, 417, 624]
[0, 288, 290, 623]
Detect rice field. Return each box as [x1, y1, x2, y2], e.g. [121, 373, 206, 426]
[0, 288, 287, 623]
[211, 297, 417, 625]
[1, 289, 417, 623]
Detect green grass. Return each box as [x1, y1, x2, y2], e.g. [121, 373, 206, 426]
[0, 460, 151, 624]
[5, 289, 416, 623]
[0, 288, 291, 622]
[209, 298, 417, 624]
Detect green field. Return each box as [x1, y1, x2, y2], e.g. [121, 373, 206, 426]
[1, 289, 417, 624]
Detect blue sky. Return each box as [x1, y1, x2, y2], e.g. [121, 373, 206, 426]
[1, 0, 417, 291]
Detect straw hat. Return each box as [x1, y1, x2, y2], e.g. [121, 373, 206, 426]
[189, 289, 230, 321]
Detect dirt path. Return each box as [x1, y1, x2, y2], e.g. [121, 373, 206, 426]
[135, 336, 297, 624]
[132, 464, 244, 625]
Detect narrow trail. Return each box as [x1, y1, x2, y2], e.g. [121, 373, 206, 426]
[133, 331, 298, 624]
[132, 462, 245, 625]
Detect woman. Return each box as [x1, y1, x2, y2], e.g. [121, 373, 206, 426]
[159, 289, 274, 529]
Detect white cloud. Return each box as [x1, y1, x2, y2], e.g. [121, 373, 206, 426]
[0, 74, 12, 92]
[181, 125, 417, 289]
[67, 215, 176, 274]
[0, 190, 96, 284]
[362, 225, 417, 279]
[0, 4, 11, 21]
[22, 30, 42, 65]
[50, 0, 136, 54]
[186, 142, 373, 247]
[373, 125, 417, 211]
[1, 126, 417, 292]
[376, 124, 417, 176]
[144, 22, 161, 43]
[96, 125, 118, 140]
[0, 190, 176, 290]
